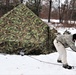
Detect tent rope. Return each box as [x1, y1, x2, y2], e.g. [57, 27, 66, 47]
[28, 55, 61, 66]
[27, 55, 76, 68]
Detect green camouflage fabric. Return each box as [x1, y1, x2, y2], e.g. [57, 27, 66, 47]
[0, 4, 56, 55]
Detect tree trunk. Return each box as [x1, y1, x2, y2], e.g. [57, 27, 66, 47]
[48, 0, 52, 22]
[6, 0, 9, 6]
[20, 0, 23, 3]
[70, 0, 75, 24]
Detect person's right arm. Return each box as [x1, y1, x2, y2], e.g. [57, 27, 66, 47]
[66, 39, 76, 52]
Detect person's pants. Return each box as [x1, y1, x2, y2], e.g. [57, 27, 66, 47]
[53, 39, 68, 65]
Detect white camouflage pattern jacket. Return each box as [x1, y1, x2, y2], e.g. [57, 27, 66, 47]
[55, 34, 76, 52]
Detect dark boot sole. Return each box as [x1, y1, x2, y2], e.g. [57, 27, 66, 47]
[63, 64, 73, 69]
[57, 60, 62, 63]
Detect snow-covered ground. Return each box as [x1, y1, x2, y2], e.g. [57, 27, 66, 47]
[0, 19, 76, 75]
[42, 19, 76, 34]
[0, 49, 76, 75]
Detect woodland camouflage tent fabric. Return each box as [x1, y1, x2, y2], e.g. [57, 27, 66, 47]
[0, 4, 56, 55]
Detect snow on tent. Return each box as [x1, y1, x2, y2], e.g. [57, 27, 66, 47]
[0, 4, 56, 55]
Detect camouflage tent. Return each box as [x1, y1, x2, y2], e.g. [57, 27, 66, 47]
[0, 4, 56, 55]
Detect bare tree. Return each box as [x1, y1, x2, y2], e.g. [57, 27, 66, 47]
[58, 0, 62, 23]
[48, 0, 52, 22]
[6, 0, 10, 6]
[26, 0, 42, 16]
[20, 0, 23, 3]
[70, 0, 75, 24]
[64, 0, 69, 24]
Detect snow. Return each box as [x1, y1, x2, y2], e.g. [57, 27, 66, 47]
[56, 27, 76, 34]
[42, 19, 76, 34]
[0, 19, 76, 75]
[0, 50, 76, 75]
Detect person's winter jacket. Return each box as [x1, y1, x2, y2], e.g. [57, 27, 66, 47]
[55, 34, 76, 52]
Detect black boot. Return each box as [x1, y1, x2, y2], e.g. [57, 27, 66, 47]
[57, 60, 62, 63]
[63, 64, 73, 69]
